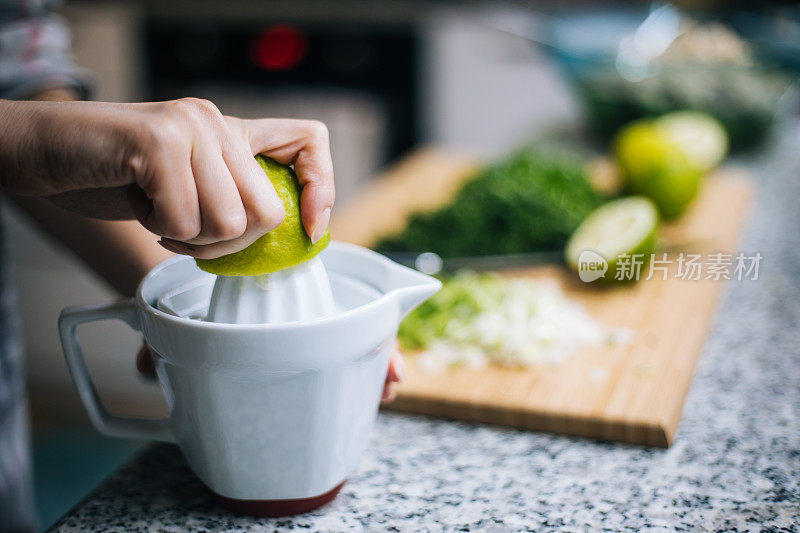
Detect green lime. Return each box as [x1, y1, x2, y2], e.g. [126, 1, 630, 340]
[195, 155, 330, 276]
[565, 196, 659, 283]
[656, 111, 728, 173]
[614, 120, 703, 219]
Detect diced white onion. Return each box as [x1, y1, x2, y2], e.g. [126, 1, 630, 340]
[417, 279, 632, 372]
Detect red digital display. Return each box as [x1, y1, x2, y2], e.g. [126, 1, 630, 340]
[251, 24, 307, 71]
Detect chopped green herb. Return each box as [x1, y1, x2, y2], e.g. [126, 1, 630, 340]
[376, 146, 602, 258]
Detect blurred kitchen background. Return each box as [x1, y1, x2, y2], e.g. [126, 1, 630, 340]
[4, 0, 798, 528]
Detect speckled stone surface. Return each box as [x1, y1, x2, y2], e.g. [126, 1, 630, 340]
[51, 129, 800, 532]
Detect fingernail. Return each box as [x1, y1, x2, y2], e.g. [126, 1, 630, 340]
[158, 239, 178, 253]
[311, 207, 331, 244]
[159, 239, 194, 254]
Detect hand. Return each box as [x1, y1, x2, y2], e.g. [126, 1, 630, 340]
[137, 342, 406, 403]
[0, 98, 335, 258]
[382, 343, 405, 403]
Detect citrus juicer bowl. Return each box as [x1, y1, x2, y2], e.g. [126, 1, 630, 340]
[159, 256, 336, 325]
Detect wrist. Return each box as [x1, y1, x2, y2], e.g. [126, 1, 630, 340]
[29, 87, 80, 102]
[0, 99, 42, 194]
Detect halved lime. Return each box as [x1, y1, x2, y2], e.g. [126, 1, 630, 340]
[195, 156, 330, 276]
[565, 197, 659, 283]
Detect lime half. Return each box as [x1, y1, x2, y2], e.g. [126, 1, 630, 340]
[195, 156, 330, 276]
[565, 197, 659, 283]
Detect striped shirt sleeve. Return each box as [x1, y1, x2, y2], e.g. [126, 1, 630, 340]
[0, 0, 91, 99]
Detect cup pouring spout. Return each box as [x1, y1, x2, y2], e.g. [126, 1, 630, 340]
[387, 270, 442, 317]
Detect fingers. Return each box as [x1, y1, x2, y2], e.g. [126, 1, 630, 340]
[158, 230, 265, 259]
[130, 100, 333, 258]
[234, 117, 335, 243]
[136, 343, 156, 378]
[132, 145, 202, 241]
[183, 145, 246, 246]
[131, 99, 287, 258]
[158, 135, 288, 259]
[382, 345, 405, 403]
[217, 129, 286, 247]
[382, 386, 396, 403]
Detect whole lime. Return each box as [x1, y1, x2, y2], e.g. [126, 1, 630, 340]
[195, 156, 330, 276]
[656, 111, 728, 173]
[615, 120, 703, 219]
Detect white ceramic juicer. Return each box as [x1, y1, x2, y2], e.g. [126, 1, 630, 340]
[58, 241, 440, 516]
[203, 256, 336, 325]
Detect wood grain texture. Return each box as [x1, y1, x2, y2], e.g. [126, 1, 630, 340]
[330, 148, 753, 447]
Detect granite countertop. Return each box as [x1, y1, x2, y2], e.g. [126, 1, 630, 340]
[51, 130, 800, 532]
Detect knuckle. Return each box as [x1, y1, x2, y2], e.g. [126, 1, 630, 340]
[305, 181, 335, 207]
[122, 153, 148, 184]
[191, 98, 223, 119]
[304, 120, 329, 141]
[163, 98, 195, 118]
[170, 98, 223, 122]
[163, 219, 200, 242]
[173, 97, 204, 111]
[144, 115, 186, 150]
[250, 202, 285, 232]
[271, 203, 287, 228]
[206, 210, 247, 239]
[320, 182, 336, 204]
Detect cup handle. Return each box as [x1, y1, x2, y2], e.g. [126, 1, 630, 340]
[58, 300, 174, 443]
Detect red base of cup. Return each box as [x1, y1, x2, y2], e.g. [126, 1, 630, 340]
[212, 480, 346, 517]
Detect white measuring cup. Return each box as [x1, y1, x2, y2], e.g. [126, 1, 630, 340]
[58, 242, 440, 516]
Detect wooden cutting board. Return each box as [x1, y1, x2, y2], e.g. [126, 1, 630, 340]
[330, 148, 753, 447]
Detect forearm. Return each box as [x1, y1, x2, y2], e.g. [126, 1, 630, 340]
[2, 92, 170, 295]
[0, 98, 136, 197]
[10, 195, 171, 297]
[0, 98, 86, 196]
[0, 100, 40, 190]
